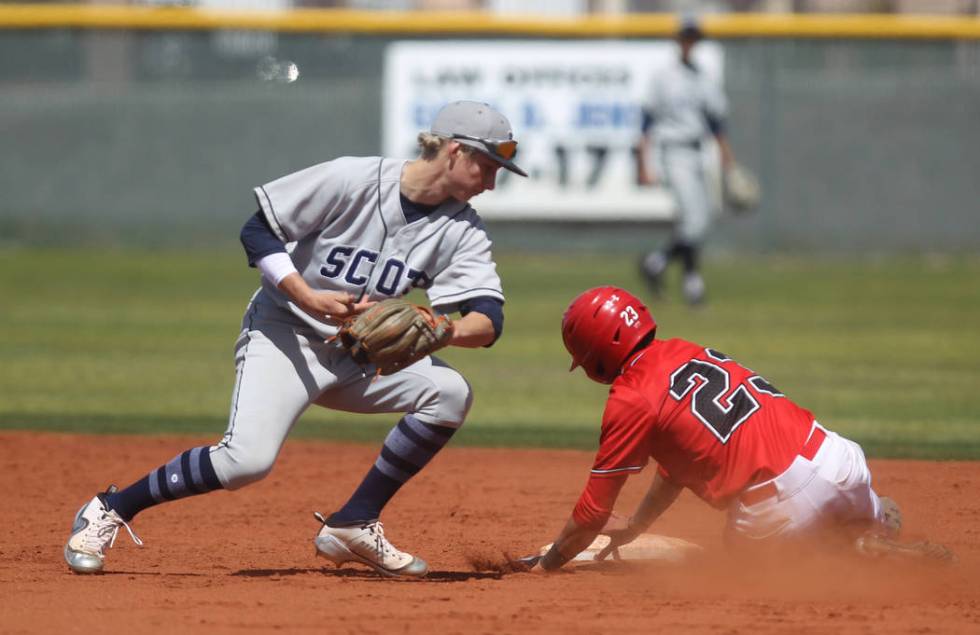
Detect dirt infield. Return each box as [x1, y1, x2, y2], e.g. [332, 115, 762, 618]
[3, 431, 979, 634]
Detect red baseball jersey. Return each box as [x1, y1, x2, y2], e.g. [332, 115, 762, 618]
[572, 338, 816, 529]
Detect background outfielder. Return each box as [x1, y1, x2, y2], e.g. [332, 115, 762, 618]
[637, 18, 738, 306]
[64, 100, 527, 578]
[529, 286, 951, 572]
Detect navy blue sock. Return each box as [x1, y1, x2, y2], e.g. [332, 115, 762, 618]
[104, 475, 154, 522]
[668, 241, 699, 274]
[326, 466, 402, 526]
[104, 445, 223, 521]
[327, 415, 456, 527]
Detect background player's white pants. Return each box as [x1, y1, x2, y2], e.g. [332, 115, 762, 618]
[655, 144, 711, 244]
[727, 423, 885, 541]
[209, 299, 473, 490]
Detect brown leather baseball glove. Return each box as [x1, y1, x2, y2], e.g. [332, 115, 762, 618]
[336, 298, 454, 375]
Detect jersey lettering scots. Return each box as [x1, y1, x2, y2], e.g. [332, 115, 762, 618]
[589, 338, 816, 509]
[253, 156, 503, 338]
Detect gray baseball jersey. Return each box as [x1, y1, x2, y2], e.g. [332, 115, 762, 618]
[253, 155, 504, 339]
[205, 155, 501, 489]
[644, 58, 727, 146]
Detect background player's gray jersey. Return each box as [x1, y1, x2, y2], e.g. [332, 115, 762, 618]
[644, 59, 727, 145]
[253, 156, 504, 338]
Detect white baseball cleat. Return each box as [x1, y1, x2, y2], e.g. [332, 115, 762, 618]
[878, 495, 903, 537]
[682, 272, 706, 306]
[639, 253, 667, 296]
[64, 486, 143, 574]
[313, 512, 428, 578]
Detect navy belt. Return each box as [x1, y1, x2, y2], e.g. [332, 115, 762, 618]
[661, 140, 701, 150]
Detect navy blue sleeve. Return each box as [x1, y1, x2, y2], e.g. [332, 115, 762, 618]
[641, 109, 655, 134]
[240, 210, 286, 267]
[704, 110, 727, 136]
[459, 296, 504, 346]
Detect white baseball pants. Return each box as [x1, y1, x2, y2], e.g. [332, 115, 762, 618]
[727, 423, 886, 542]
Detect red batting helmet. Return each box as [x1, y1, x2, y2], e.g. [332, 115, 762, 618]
[561, 286, 657, 384]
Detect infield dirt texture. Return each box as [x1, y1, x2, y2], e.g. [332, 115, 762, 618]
[4, 431, 979, 634]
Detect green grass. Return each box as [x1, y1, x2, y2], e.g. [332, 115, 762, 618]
[1, 247, 979, 459]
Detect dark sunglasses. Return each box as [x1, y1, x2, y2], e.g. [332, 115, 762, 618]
[451, 133, 518, 161]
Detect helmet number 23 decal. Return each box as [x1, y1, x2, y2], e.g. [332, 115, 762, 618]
[605, 293, 640, 327]
[620, 305, 639, 327]
[669, 349, 783, 443]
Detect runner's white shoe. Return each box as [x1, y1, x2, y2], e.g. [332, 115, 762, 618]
[313, 512, 428, 578]
[878, 495, 903, 537]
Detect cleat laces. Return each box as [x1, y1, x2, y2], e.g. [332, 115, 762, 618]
[82, 510, 143, 555]
[365, 522, 396, 564]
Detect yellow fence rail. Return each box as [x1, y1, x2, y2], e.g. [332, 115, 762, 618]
[0, 5, 979, 39]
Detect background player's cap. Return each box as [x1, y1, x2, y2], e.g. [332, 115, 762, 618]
[677, 15, 704, 41]
[431, 101, 528, 177]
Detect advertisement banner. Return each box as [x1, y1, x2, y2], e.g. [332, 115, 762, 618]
[382, 40, 723, 221]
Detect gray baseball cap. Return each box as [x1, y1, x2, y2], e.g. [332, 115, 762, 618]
[677, 16, 704, 41]
[430, 100, 528, 177]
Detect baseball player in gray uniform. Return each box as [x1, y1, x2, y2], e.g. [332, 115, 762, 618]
[63, 100, 526, 578]
[637, 18, 738, 306]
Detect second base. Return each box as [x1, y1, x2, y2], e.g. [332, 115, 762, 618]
[539, 533, 702, 564]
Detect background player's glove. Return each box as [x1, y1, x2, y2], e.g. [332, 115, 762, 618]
[337, 298, 454, 375]
[723, 163, 761, 214]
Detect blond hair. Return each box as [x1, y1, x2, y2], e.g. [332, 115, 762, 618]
[417, 132, 475, 161]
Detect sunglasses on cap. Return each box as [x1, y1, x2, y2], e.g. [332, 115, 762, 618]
[451, 133, 518, 161]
